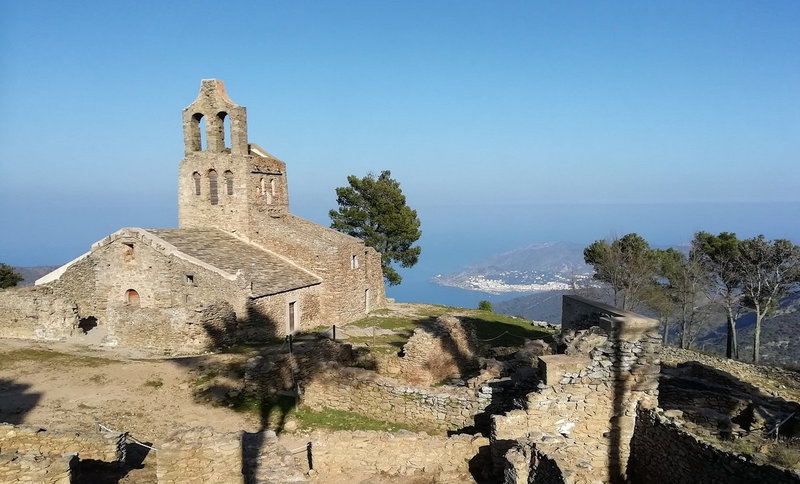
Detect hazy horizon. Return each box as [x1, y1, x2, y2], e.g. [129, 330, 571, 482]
[2, 2, 798, 289]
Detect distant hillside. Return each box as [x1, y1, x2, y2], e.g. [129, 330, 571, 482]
[12, 266, 60, 286]
[432, 242, 592, 294]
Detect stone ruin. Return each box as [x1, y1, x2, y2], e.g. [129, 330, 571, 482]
[4, 295, 800, 483]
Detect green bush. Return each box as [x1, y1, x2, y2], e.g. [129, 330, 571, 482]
[477, 300, 493, 312]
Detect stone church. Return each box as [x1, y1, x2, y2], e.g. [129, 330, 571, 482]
[1, 79, 385, 353]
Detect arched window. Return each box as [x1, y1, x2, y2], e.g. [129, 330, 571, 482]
[208, 170, 218, 205]
[270, 178, 276, 197]
[192, 172, 201, 195]
[224, 170, 234, 195]
[125, 289, 140, 306]
[218, 112, 230, 150]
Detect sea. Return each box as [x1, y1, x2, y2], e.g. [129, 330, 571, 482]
[384, 201, 800, 308]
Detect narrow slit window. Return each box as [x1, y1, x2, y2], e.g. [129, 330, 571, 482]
[351, 255, 359, 269]
[193, 172, 201, 195]
[224, 170, 234, 195]
[209, 169, 218, 205]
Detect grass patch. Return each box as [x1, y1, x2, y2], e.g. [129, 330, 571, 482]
[192, 370, 219, 386]
[226, 394, 438, 433]
[0, 349, 113, 370]
[143, 377, 163, 389]
[349, 316, 422, 332]
[464, 311, 556, 347]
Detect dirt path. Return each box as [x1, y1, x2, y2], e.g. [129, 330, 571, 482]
[0, 338, 257, 444]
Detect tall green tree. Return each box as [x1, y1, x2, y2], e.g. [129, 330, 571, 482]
[692, 232, 743, 359]
[329, 170, 421, 286]
[583, 233, 656, 310]
[651, 248, 708, 349]
[0, 263, 23, 288]
[737, 236, 800, 364]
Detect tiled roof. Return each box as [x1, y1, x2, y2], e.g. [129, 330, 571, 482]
[145, 228, 320, 297]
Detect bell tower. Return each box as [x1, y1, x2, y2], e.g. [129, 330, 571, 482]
[178, 80, 289, 234]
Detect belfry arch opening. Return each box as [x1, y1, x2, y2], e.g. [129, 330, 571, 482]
[219, 112, 230, 150]
[190, 113, 207, 152]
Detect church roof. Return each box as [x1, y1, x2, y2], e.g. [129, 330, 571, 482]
[143, 228, 322, 297]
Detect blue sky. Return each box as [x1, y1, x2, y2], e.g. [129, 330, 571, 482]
[1, 1, 799, 270]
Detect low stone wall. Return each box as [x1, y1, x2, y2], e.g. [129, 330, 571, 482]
[0, 287, 77, 341]
[493, 297, 662, 483]
[243, 339, 355, 395]
[308, 430, 486, 482]
[303, 363, 490, 430]
[156, 428, 244, 484]
[0, 449, 74, 484]
[0, 423, 121, 462]
[629, 408, 800, 484]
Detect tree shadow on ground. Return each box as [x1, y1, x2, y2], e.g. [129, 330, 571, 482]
[0, 379, 41, 425]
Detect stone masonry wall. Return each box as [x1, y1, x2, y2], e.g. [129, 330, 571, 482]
[308, 430, 487, 482]
[156, 428, 244, 484]
[396, 315, 483, 385]
[0, 286, 77, 341]
[628, 408, 800, 484]
[0, 450, 74, 484]
[0, 423, 121, 463]
[303, 363, 490, 430]
[494, 296, 661, 483]
[250, 215, 386, 327]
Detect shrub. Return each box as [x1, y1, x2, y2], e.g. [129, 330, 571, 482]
[477, 300, 493, 312]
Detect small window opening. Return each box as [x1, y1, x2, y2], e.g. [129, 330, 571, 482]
[193, 172, 201, 195]
[186, 274, 194, 284]
[224, 170, 234, 195]
[351, 255, 359, 269]
[123, 243, 134, 262]
[209, 169, 218, 205]
[365, 288, 370, 313]
[270, 178, 276, 197]
[125, 289, 140, 306]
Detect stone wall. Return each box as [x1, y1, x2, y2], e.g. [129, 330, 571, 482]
[494, 297, 661, 483]
[0, 423, 121, 462]
[0, 450, 74, 484]
[307, 429, 486, 482]
[0, 422, 121, 483]
[396, 315, 483, 385]
[243, 339, 356, 395]
[0, 286, 77, 341]
[156, 428, 244, 484]
[302, 363, 491, 430]
[628, 408, 800, 484]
